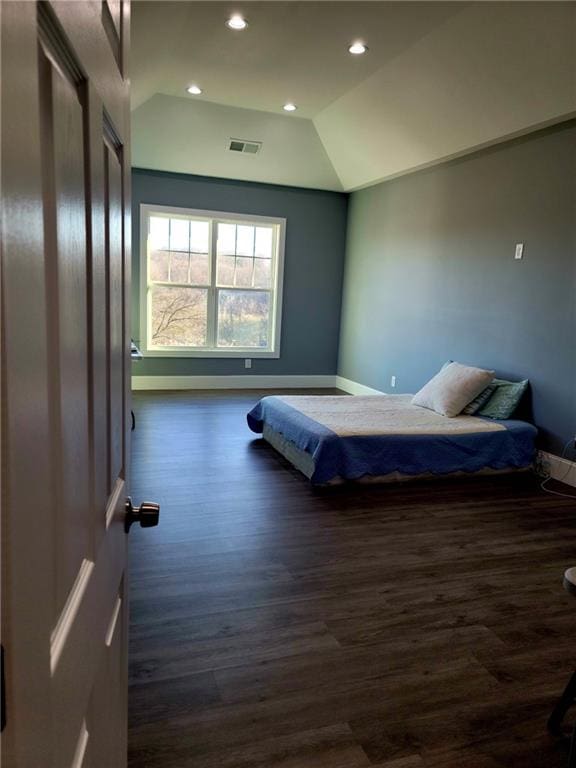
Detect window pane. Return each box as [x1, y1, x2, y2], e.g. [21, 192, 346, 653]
[169, 218, 189, 252]
[149, 216, 169, 250]
[169, 252, 189, 283]
[236, 225, 255, 256]
[217, 290, 270, 348]
[190, 253, 210, 285]
[255, 227, 273, 258]
[149, 250, 169, 281]
[190, 221, 209, 253]
[217, 223, 236, 256]
[150, 286, 208, 347]
[217, 254, 235, 286]
[234, 257, 253, 287]
[253, 258, 271, 288]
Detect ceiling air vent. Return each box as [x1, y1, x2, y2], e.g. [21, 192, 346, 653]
[227, 138, 262, 156]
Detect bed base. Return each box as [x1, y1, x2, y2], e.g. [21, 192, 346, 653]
[262, 423, 530, 486]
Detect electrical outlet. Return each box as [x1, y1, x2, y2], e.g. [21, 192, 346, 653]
[244, 358, 252, 369]
[514, 243, 524, 260]
[390, 375, 396, 388]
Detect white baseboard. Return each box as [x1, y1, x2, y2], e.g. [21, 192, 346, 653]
[538, 450, 576, 488]
[335, 375, 385, 396]
[131, 373, 386, 395]
[131, 374, 337, 391]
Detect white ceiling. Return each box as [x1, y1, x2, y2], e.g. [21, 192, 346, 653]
[132, 95, 343, 190]
[316, 1, 576, 190]
[131, 1, 460, 117]
[131, 2, 576, 192]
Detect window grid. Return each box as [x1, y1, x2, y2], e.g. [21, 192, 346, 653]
[216, 221, 274, 291]
[141, 205, 285, 358]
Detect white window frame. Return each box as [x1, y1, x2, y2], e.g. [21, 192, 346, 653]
[139, 204, 286, 358]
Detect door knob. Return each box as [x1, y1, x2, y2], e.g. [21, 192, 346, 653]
[125, 497, 160, 533]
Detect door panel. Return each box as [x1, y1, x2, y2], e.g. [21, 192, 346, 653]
[90, 125, 111, 526]
[105, 0, 122, 40]
[106, 142, 125, 495]
[70, 721, 90, 768]
[1, 2, 132, 767]
[38, 40, 92, 620]
[88, 579, 128, 768]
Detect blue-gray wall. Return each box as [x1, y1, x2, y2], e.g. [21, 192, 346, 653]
[132, 169, 348, 376]
[338, 122, 576, 454]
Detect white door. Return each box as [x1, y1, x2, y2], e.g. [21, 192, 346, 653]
[1, 2, 151, 766]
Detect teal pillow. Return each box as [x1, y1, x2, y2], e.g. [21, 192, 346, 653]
[477, 378, 529, 419]
[462, 382, 497, 415]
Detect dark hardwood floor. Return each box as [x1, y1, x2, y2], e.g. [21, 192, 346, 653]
[128, 390, 576, 768]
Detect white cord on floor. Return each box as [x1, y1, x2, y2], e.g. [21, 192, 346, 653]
[540, 438, 576, 500]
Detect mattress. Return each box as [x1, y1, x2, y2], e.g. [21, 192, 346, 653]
[247, 394, 537, 485]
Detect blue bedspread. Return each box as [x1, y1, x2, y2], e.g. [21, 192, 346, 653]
[247, 396, 537, 484]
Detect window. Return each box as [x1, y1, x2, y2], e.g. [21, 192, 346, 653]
[140, 205, 285, 357]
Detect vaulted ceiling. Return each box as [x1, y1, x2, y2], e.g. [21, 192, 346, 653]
[131, 1, 576, 192]
[131, 2, 461, 116]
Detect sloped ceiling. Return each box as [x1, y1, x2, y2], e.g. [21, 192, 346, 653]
[131, 2, 460, 116]
[132, 95, 343, 190]
[316, 2, 576, 190]
[131, 1, 576, 192]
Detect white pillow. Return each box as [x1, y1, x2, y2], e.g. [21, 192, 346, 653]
[412, 362, 495, 418]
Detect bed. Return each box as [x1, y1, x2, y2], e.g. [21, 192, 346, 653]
[247, 394, 537, 485]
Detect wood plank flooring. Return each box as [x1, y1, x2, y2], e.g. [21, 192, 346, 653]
[128, 390, 576, 767]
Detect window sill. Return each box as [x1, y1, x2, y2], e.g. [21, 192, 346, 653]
[140, 348, 280, 359]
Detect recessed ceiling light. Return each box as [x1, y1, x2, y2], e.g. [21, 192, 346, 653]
[186, 84, 202, 95]
[226, 14, 248, 30]
[283, 103, 297, 112]
[348, 41, 368, 55]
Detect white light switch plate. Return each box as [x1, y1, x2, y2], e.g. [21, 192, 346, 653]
[515, 243, 524, 260]
[245, 358, 252, 369]
[390, 375, 396, 388]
